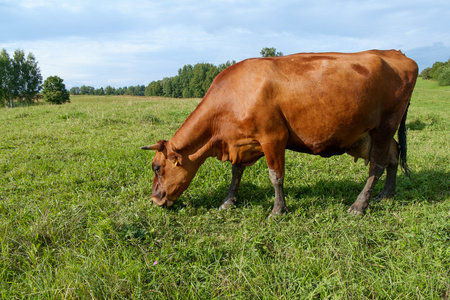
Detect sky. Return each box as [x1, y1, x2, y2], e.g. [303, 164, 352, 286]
[1, 0, 449, 89]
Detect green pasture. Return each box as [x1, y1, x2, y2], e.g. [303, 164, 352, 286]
[0, 80, 449, 299]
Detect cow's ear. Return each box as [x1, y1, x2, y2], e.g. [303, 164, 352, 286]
[141, 140, 166, 151]
[168, 152, 182, 166]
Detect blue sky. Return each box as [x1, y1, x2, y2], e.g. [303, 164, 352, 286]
[1, 0, 449, 88]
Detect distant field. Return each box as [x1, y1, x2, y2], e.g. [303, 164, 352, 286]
[0, 79, 449, 299]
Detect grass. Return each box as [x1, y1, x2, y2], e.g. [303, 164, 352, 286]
[0, 79, 449, 299]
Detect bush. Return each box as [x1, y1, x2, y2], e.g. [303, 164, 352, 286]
[421, 58, 450, 86]
[420, 67, 431, 79]
[42, 76, 70, 104]
[436, 66, 450, 86]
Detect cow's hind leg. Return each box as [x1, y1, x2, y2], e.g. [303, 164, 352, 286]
[347, 131, 393, 215]
[377, 139, 399, 199]
[219, 164, 246, 210]
[347, 163, 384, 215]
[268, 168, 287, 215]
[261, 142, 287, 216]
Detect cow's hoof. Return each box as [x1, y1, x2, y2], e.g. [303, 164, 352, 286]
[218, 204, 232, 210]
[218, 198, 236, 210]
[268, 207, 287, 218]
[267, 213, 279, 219]
[347, 205, 365, 216]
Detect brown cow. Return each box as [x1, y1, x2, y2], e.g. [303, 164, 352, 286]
[142, 50, 418, 215]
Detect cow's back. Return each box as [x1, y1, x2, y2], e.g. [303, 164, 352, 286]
[208, 50, 417, 157]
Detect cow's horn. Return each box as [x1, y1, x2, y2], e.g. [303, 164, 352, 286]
[141, 143, 164, 151]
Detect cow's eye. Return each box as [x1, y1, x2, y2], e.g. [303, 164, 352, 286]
[153, 165, 161, 173]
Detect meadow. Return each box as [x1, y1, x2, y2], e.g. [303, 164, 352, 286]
[0, 79, 449, 299]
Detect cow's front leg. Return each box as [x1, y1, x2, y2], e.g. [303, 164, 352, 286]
[219, 164, 246, 210]
[269, 168, 287, 215]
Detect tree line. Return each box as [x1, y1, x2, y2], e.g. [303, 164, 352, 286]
[421, 58, 450, 86]
[144, 61, 236, 98]
[0, 49, 43, 108]
[69, 85, 146, 96]
[68, 61, 237, 98]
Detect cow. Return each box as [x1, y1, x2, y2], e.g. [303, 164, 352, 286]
[141, 50, 418, 216]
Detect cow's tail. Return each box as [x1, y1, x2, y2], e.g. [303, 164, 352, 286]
[398, 103, 411, 178]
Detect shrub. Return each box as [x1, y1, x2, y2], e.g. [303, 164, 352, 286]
[436, 66, 450, 86]
[42, 76, 70, 104]
[420, 67, 431, 79]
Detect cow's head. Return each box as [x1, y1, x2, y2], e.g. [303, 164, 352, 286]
[141, 140, 197, 207]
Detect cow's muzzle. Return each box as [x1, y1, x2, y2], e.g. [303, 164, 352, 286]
[151, 196, 174, 207]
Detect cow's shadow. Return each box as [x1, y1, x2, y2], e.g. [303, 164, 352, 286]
[173, 169, 449, 213]
[177, 179, 361, 212]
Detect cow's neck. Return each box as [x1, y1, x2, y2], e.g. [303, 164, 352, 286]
[170, 101, 217, 165]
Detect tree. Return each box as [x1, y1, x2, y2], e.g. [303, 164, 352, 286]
[22, 53, 43, 105]
[422, 58, 450, 86]
[190, 63, 213, 97]
[0, 49, 42, 108]
[134, 85, 145, 96]
[421, 67, 432, 79]
[178, 64, 194, 97]
[170, 77, 182, 98]
[260, 47, 283, 57]
[115, 87, 124, 95]
[95, 87, 105, 95]
[161, 77, 174, 97]
[70, 87, 81, 95]
[0, 49, 11, 108]
[10, 50, 25, 105]
[203, 65, 220, 94]
[145, 81, 163, 96]
[430, 61, 445, 79]
[80, 85, 94, 95]
[42, 76, 70, 104]
[437, 66, 450, 86]
[105, 85, 115, 95]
